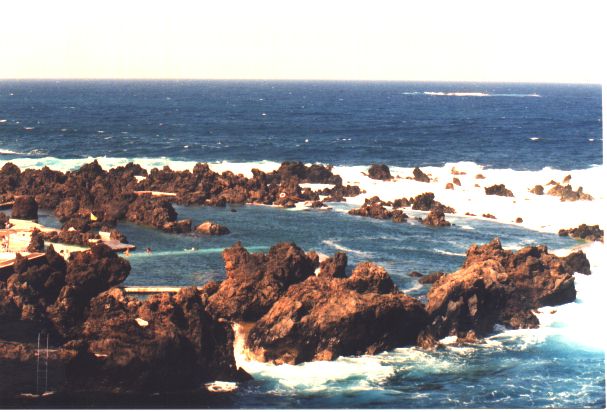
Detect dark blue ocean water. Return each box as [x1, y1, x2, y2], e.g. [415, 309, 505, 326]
[2, 81, 605, 408]
[0, 80, 602, 169]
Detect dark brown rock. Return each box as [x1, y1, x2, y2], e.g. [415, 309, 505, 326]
[348, 197, 407, 222]
[318, 252, 348, 278]
[558, 224, 603, 242]
[418, 272, 446, 285]
[246, 263, 428, 364]
[410, 192, 456, 213]
[367, 164, 392, 180]
[412, 167, 430, 183]
[11, 195, 38, 220]
[206, 242, 316, 322]
[422, 207, 451, 227]
[484, 184, 514, 197]
[425, 238, 585, 340]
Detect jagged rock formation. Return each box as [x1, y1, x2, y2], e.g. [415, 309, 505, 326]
[11, 195, 38, 220]
[422, 206, 451, 227]
[348, 196, 407, 222]
[367, 164, 391, 180]
[412, 167, 430, 183]
[558, 224, 603, 242]
[424, 238, 589, 341]
[484, 184, 514, 197]
[246, 262, 428, 364]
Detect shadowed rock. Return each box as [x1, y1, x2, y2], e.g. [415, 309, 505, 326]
[412, 167, 430, 183]
[348, 196, 407, 222]
[367, 164, 391, 180]
[424, 238, 588, 341]
[484, 184, 514, 197]
[206, 242, 317, 322]
[11, 196, 38, 220]
[558, 224, 603, 242]
[246, 262, 428, 364]
[422, 206, 451, 227]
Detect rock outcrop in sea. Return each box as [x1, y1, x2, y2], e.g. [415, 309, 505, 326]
[348, 196, 407, 222]
[558, 224, 603, 242]
[423, 238, 588, 341]
[367, 164, 392, 180]
[0, 160, 359, 234]
[484, 184, 514, 197]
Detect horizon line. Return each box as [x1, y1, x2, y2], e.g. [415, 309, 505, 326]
[0, 78, 601, 86]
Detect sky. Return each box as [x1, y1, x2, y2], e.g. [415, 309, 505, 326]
[0, 0, 605, 83]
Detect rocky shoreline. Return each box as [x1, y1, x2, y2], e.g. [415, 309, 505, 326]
[0, 160, 601, 406]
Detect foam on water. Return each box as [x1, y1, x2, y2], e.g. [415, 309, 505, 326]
[1, 156, 602, 236]
[321, 239, 373, 257]
[232, 324, 394, 393]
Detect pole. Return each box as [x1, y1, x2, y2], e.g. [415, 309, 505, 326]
[36, 333, 40, 395]
[45, 333, 49, 394]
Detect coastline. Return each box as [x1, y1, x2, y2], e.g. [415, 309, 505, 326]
[0, 157, 604, 407]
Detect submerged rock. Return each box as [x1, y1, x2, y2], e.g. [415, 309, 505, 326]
[195, 221, 231, 235]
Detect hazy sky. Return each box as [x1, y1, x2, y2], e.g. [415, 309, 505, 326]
[0, 0, 604, 83]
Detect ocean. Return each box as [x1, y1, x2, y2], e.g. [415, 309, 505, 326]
[0, 80, 604, 408]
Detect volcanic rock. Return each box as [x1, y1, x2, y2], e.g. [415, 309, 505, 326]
[412, 167, 430, 183]
[72, 287, 248, 393]
[546, 184, 593, 201]
[410, 192, 455, 213]
[125, 196, 178, 229]
[11, 196, 38, 220]
[47, 244, 130, 339]
[348, 196, 407, 222]
[195, 221, 230, 235]
[422, 207, 451, 227]
[418, 272, 446, 285]
[206, 242, 317, 322]
[162, 219, 192, 234]
[558, 224, 603, 242]
[245, 262, 428, 364]
[425, 238, 587, 340]
[484, 184, 514, 197]
[530, 185, 544, 195]
[317, 252, 348, 278]
[367, 164, 392, 180]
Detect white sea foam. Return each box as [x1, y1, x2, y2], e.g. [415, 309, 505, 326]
[432, 249, 466, 257]
[1, 156, 602, 237]
[321, 239, 372, 257]
[419, 91, 540, 98]
[232, 323, 394, 393]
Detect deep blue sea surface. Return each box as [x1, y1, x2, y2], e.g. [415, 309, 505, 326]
[0, 80, 602, 169]
[1, 81, 604, 408]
